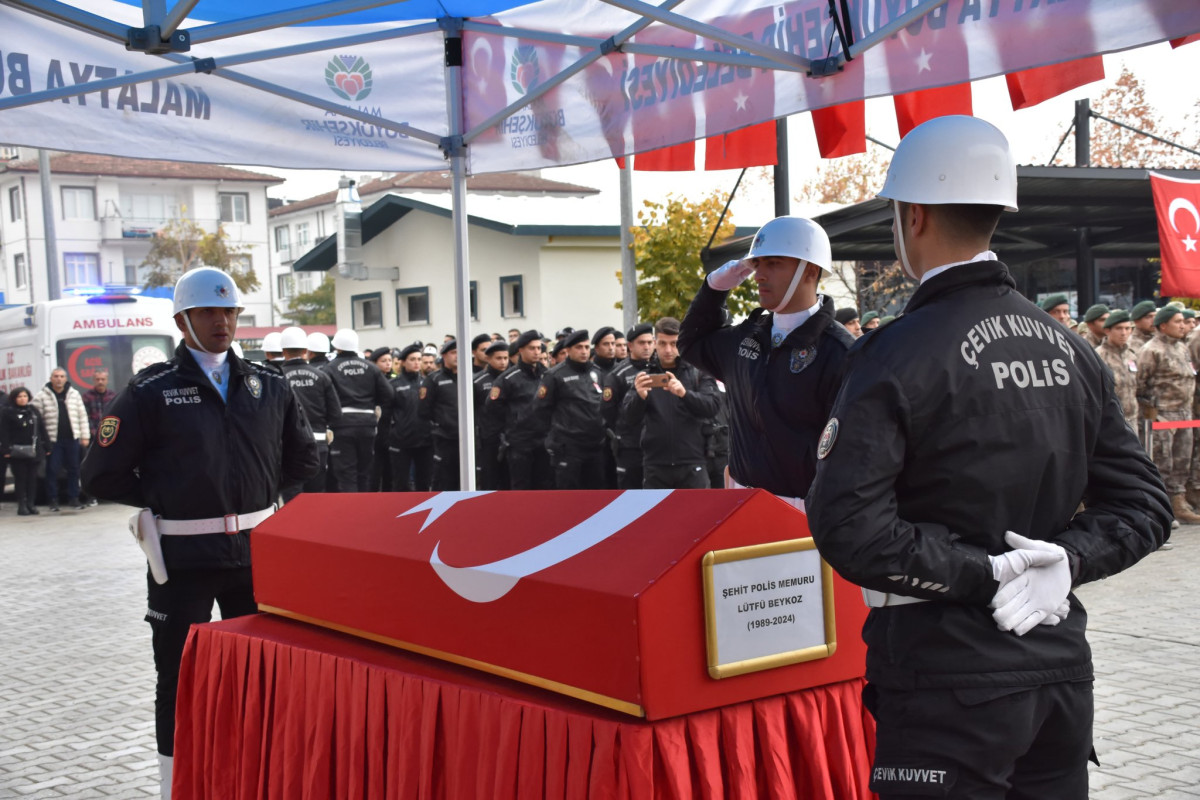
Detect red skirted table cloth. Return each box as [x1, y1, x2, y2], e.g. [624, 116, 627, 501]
[174, 614, 876, 799]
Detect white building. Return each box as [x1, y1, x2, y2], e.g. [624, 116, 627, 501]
[0, 148, 281, 326]
[271, 172, 635, 350]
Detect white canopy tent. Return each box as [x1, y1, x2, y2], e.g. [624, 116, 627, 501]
[2, 0, 1197, 488]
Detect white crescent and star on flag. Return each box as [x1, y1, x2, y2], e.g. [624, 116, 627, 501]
[1168, 197, 1199, 252]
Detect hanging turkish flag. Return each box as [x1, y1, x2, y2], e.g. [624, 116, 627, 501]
[1172, 33, 1200, 49]
[1151, 173, 1200, 298]
[811, 102, 865, 159]
[630, 142, 696, 171]
[1006, 56, 1105, 111]
[894, 83, 973, 138]
[705, 121, 777, 170]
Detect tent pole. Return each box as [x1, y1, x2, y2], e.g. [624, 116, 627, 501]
[443, 18, 476, 492]
[620, 159, 637, 332]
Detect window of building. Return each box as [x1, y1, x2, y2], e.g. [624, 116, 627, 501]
[240, 314, 256, 326]
[13, 253, 27, 289]
[63, 253, 101, 287]
[124, 259, 139, 285]
[8, 186, 20, 222]
[500, 275, 524, 318]
[352, 292, 383, 329]
[277, 274, 294, 300]
[120, 193, 175, 224]
[295, 271, 314, 295]
[219, 192, 249, 224]
[396, 287, 430, 326]
[61, 187, 96, 220]
[295, 222, 310, 249]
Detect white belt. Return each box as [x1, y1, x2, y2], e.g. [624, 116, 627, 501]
[728, 476, 805, 513]
[313, 431, 327, 441]
[862, 588, 929, 608]
[343, 408, 375, 414]
[156, 506, 275, 536]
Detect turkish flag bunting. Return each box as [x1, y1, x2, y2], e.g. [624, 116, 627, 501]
[705, 122, 777, 170]
[615, 141, 696, 171]
[1006, 57, 1105, 111]
[1151, 172, 1200, 298]
[811, 102, 866, 159]
[1171, 33, 1200, 49]
[893, 83, 973, 138]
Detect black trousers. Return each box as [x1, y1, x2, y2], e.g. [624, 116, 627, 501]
[280, 443, 328, 504]
[643, 462, 710, 489]
[706, 454, 727, 489]
[432, 437, 460, 491]
[146, 567, 257, 756]
[616, 448, 643, 490]
[476, 435, 508, 490]
[550, 442, 604, 490]
[369, 435, 392, 492]
[328, 426, 375, 492]
[390, 445, 434, 491]
[11, 459, 38, 509]
[508, 445, 553, 490]
[865, 680, 1094, 799]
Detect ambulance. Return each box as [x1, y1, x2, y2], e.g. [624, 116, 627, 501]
[0, 289, 180, 396]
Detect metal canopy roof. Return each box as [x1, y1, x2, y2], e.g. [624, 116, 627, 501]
[705, 165, 1200, 268]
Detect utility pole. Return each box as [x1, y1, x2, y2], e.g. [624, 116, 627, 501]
[1073, 100, 1096, 311]
[619, 159, 637, 331]
[38, 149, 61, 301]
[774, 118, 790, 217]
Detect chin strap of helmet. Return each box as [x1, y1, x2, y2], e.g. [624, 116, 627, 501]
[893, 203, 917, 281]
[181, 310, 217, 356]
[769, 260, 810, 313]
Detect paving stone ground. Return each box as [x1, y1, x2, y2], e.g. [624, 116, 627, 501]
[0, 501, 1197, 798]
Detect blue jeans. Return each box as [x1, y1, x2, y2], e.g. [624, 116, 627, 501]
[47, 437, 81, 504]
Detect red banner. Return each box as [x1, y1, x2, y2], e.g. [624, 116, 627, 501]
[812, 102, 866, 159]
[894, 82, 973, 138]
[1151, 173, 1200, 298]
[1006, 56, 1105, 110]
[705, 121, 777, 170]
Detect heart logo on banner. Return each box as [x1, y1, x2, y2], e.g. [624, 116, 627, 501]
[325, 54, 373, 102]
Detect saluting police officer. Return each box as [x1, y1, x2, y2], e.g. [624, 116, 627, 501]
[679, 215, 854, 507]
[279, 325, 341, 503]
[534, 329, 606, 489]
[473, 340, 510, 490]
[388, 343, 433, 491]
[420, 339, 461, 490]
[486, 330, 552, 490]
[604, 323, 655, 490]
[324, 329, 392, 492]
[81, 268, 318, 798]
[806, 116, 1170, 800]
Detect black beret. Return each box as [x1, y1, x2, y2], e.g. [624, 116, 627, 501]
[368, 347, 391, 362]
[440, 339, 457, 355]
[1155, 306, 1182, 327]
[398, 342, 422, 360]
[1130, 300, 1157, 321]
[1103, 310, 1130, 329]
[563, 329, 590, 348]
[1039, 294, 1069, 312]
[471, 333, 493, 351]
[485, 340, 508, 355]
[515, 329, 543, 349]
[555, 326, 574, 340]
[834, 308, 859, 325]
[627, 322, 653, 341]
[1082, 303, 1110, 323]
[550, 340, 566, 357]
[592, 326, 617, 345]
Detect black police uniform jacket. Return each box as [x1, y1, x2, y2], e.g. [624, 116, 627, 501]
[535, 358, 606, 449]
[324, 353, 392, 429]
[473, 366, 507, 442]
[82, 342, 320, 571]
[679, 286, 853, 497]
[280, 357, 342, 436]
[389, 370, 431, 450]
[420, 367, 459, 441]
[806, 259, 1171, 690]
[618, 356, 719, 466]
[486, 359, 548, 449]
[602, 356, 650, 448]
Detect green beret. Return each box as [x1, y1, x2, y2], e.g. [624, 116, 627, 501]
[1103, 310, 1130, 328]
[879, 315, 896, 327]
[1082, 303, 1110, 323]
[861, 311, 881, 325]
[1186, 309, 1197, 321]
[1130, 300, 1156, 321]
[1155, 306, 1183, 327]
[1040, 294, 1069, 312]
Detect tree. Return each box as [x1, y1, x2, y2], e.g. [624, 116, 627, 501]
[622, 192, 756, 321]
[1049, 67, 1192, 168]
[282, 274, 336, 325]
[141, 217, 259, 293]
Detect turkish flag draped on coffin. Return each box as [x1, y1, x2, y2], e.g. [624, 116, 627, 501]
[1151, 172, 1200, 298]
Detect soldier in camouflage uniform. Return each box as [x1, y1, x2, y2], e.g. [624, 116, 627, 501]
[1095, 309, 1139, 430]
[1137, 306, 1200, 523]
[1129, 300, 1157, 353]
[1077, 303, 1109, 348]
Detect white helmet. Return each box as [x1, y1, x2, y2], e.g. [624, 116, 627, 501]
[262, 332, 283, 354]
[173, 266, 243, 315]
[747, 216, 832, 272]
[306, 332, 330, 354]
[331, 328, 360, 354]
[878, 115, 1018, 211]
[230, 341, 245, 359]
[280, 326, 308, 350]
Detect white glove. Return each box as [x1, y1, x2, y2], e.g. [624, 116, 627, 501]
[990, 532, 1071, 636]
[706, 259, 755, 291]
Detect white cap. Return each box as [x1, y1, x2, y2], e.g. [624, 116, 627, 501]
[331, 328, 360, 353]
[746, 216, 832, 272]
[306, 332, 330, 354]
[878, 115, 1018, 211]
[262, 331, 283, 354]
[280, 326, 308, 350]
[173, 267, 243, 315]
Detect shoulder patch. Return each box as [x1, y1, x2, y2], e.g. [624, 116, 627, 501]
[489, 386, 502, 401]
[602, 386, 614, 402]
[536, 384, 548, 399]
[245, 374, 263, 399]
[817, 417, 838, 460]
[419, 386, 428, 400]
[98, 416, 120, 447]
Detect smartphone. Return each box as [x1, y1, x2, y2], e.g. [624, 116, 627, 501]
[645, 373, 671, 388]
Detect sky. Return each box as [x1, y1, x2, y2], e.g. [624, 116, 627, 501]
[259, 40, 1200, 229]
